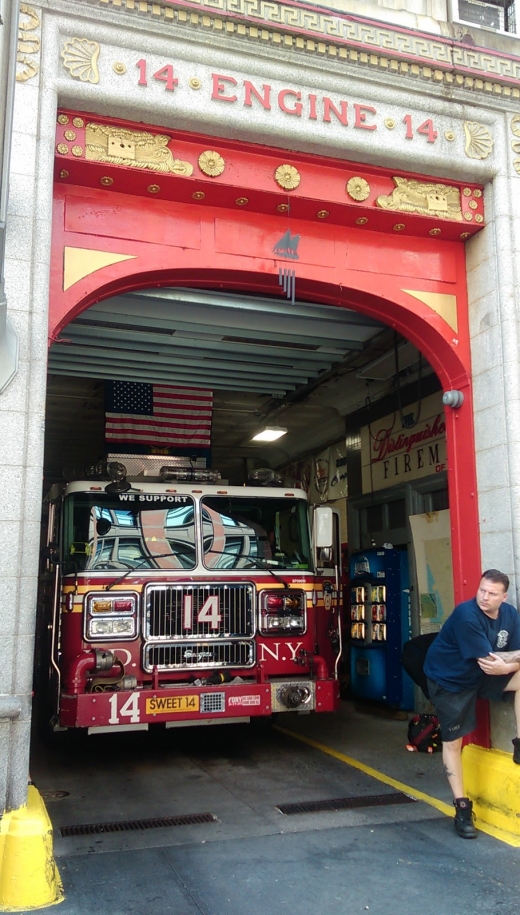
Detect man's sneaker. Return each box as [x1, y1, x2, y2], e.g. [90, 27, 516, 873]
[453, 798, 477, 839]
[512, 738, 520, 764]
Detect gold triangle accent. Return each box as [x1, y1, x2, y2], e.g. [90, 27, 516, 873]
[402, 290, 458, 333]
[63, 247, 137, 291]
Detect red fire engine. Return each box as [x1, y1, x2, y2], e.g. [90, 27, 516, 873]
[35, 457, 342, 733]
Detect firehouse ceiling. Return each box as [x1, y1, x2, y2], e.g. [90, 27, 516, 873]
[45, 287, 430, 483]
[48, 288, 384, 393]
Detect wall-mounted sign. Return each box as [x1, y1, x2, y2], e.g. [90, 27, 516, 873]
[360, 392, 446, 493]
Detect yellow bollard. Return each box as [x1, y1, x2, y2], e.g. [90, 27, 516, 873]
[463, 743, 520, 846]
[0, 785, 63, 910]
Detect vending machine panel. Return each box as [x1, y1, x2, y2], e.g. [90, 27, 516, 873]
[349, 548, 413, 709]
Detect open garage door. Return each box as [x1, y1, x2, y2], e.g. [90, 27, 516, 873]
[45, 287, 423, 487]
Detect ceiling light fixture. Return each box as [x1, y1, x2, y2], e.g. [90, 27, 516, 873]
[251, 426, 288, 442]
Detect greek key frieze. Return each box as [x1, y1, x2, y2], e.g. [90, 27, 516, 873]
[319, 17, 344, 38]
[85, 0, 520, 97]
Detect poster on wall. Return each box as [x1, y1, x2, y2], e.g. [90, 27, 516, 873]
[409, 509, 453, 634]
[307, 441, 348, 503]
[360, 392, 446, 494]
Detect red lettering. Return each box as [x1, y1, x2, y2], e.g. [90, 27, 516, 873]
[354, 104, 377, 130]
[212, 73, 238, 102]
[278, 89, 302, 116]
[153, 65, 178, 92]
[371, 415, 445, 462]
[323, 97, 348, 126]
[308, 93, 318, 121]
[244, 80, 271, 109]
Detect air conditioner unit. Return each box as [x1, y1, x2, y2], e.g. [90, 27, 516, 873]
[457, 0, 505, 30]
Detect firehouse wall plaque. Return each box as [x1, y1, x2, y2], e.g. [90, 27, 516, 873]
[85, 124, 193, 176]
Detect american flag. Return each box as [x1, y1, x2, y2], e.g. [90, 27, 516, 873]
[105, 382, 213, 448]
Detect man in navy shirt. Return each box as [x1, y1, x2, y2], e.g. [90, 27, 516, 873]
[424, 569, 520, 839]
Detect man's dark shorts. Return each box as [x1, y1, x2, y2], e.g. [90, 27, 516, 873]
[427, 675, 515, 742]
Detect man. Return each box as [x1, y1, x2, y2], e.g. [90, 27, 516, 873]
[424, 569, 520, 839]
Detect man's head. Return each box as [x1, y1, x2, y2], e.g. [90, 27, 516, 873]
[476, 569, 509, 617]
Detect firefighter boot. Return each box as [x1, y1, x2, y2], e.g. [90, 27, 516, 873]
[453, 798, 477, 839]
[512, 737, 520, 764]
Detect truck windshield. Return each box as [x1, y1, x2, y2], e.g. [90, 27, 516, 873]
[201, 496, 312, 570]
[62, 493, 196, 571]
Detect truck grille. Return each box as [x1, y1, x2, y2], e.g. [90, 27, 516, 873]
[145, 583, 254, 640]
[143, 583, 255, 672]
[144, 640, 255, 671]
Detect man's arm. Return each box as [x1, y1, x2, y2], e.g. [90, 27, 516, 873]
[477, 652, 520, 675]
[493, 649, 520, 663]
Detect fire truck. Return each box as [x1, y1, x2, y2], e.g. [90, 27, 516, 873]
[35, 456, 342, 734]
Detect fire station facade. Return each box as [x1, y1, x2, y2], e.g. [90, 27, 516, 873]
[2, 0, 520, 899]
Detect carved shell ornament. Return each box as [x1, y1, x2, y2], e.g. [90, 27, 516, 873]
[85, 123, 193, 176]
[346, 177, 370, 202]
[463, 121, 494, 160]
[275, 164, 301, 191]
[198, 151, 226, 177]
[61, 38, 100, 84]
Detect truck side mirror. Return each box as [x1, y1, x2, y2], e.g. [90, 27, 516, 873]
[315, 506, 333, 549]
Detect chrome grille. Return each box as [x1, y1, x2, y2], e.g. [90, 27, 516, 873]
[144, 640, 255, 671]
[145, 583, 254, 640]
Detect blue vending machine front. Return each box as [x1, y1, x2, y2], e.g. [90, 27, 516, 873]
[349, 548, 413, 709]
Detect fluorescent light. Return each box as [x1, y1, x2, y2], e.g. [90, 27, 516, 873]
[251, 426, 288, 442]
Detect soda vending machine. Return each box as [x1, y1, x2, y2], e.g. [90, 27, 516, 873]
[349, 548, 413, 709]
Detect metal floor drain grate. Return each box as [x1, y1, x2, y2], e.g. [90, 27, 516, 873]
[276, 792, 417, 815]
[60, 812, 217, 837]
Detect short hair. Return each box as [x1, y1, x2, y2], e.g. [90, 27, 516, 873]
[481, 569, 509, 592]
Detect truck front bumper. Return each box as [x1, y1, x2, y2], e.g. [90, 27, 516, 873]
[59, 678, 340, 729]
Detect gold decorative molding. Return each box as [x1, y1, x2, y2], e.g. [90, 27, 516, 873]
[511, 115, 520, 175]
[346, 177, 370, 202]
[85, 123, 193, 175]
[198, 150, 225, 176]
[376, 178, 462, 221]
[63, 247, 137, 291]
[61, 37, 100, 84]
[402, 290, 458, 333]
[463, 122, 494, 160]
[16, 5, 40, 83]
[76, 0, 520, 100]
[275, 164, 300, 191]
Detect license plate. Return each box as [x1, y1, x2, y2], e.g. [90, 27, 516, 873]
[146, 695, 199, 715]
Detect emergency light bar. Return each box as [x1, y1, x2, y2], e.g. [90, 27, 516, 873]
[159, 467, 221, 482]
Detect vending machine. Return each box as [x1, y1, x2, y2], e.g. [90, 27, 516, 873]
[349, 547, 413, 709]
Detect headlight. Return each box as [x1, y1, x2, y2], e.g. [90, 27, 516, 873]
[85, 592, 138, 641]
[260, 590, 306, 635]
[88, 617, 136, 638]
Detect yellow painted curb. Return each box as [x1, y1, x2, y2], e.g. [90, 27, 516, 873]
[276, 726, 520, 846]
[0, 785, 64, 910]
[463, 743, 520, 846]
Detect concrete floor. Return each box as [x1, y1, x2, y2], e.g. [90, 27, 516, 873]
[24, 700, 520, 915]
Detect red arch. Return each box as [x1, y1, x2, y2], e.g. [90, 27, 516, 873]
[52, 262, 480, 611]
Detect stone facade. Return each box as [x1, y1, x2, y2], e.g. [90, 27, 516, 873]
[1, 0, 520, 811]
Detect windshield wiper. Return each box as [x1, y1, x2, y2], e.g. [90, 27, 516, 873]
[203, 549, 289, 586]
[105, 553, 179, 591]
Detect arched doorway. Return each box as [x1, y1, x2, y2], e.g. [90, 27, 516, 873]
[46, 110, 485, 738]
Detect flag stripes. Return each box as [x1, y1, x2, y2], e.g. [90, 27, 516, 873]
[105, 382, 213, 448]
